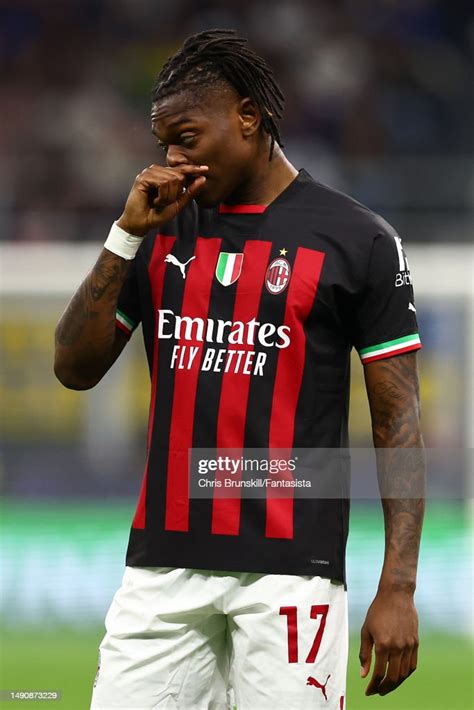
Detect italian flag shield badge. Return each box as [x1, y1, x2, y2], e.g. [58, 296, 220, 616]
[215, 252, 244, 286]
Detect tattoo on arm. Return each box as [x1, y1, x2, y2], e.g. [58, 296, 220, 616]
[55, 249, 130, 348]
[365, 353, 425, 592]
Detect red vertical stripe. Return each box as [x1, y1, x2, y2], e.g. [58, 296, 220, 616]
[212, 240, 272, 535]
[266, 247, 325, 539]
[165, 237, 222, 531]
[133, 235, 176, 529]
[230, 253, 243, 283]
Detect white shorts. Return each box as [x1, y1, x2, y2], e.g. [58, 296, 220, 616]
[90, 566, 348, 710]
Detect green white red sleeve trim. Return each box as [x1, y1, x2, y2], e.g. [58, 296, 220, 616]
[359, 333, 422, 363]
[116, 309, 136, 336]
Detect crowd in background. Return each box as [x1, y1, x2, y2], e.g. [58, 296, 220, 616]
[1, 0, 472, 242]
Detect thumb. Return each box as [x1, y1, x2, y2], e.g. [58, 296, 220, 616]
[154, 176, 207, 226]
[359, 626, 373, 678]
[178, 175, 207, 207]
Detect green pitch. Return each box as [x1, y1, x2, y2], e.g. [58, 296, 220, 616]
[0, 630, 472, 709]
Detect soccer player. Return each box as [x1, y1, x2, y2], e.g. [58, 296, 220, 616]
[54, 29, 425, 710]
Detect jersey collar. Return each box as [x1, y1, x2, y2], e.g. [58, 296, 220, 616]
[218, 204, 267, 215]
[217, 169, 307, 215]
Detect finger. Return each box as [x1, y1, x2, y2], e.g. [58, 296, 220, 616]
[359, 626, 373, 679]
[377, 651, 402, 696]
[164, 174, 188, 203]
[138, 166, 203, 200]
[150, 177, 206, 226]
[408, 644, 418, 675]
[172, 177, 206, 212]
[185, 175, 207, 200]
[399, 647, 413, 681]
[384, 645, 417, 694]
[167, 178, 187, 205]
[365, 646, 389, 696]
[173, 164, 209, 175]
[144, 163, 209, 177]
[153, 180, 170, 207]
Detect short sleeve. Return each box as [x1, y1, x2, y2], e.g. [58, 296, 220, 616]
[116, 256, 142, 339]
[352, 228, 422, 364]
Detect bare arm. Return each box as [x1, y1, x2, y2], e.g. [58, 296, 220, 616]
[54, 249, 131, 390]
[54, 162, 209, 390]
[359, 351, 425, 696]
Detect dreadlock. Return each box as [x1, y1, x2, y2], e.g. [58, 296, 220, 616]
[152, 29, 285, 161]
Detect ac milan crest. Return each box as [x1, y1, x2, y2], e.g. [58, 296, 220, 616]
[265, 257, 291, 294]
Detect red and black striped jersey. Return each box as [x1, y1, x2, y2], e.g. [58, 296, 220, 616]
[116, 169, 421, 582]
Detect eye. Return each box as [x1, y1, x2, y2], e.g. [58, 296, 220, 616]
[180, 133, 196, 147]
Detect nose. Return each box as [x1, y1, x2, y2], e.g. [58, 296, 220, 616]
[166, 146, 188, 169]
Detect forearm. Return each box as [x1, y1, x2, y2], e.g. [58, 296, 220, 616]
[54, 248, 131, 388]
[365, 353, 426, 594]
[53, 163, 210, 389]
[376, 447, 425, 594]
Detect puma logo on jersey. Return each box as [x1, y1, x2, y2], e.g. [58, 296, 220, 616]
[408, 302, 416, 313]
[307, 674, 330, 701]
[165, 254, 195, 279]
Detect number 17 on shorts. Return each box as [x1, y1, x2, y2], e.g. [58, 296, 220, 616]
[227, 576, 348, 710]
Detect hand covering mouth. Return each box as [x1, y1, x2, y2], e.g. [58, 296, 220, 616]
[185, 173, 209, 188]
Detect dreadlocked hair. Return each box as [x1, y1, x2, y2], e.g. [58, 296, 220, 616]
[152, 29, 285, 161]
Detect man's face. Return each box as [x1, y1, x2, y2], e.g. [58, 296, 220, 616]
[151, 88, 259, 207]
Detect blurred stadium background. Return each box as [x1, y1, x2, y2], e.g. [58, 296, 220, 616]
[0, 1, 473, 708]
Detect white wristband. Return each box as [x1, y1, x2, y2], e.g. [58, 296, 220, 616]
[104, 222, 144, 260]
